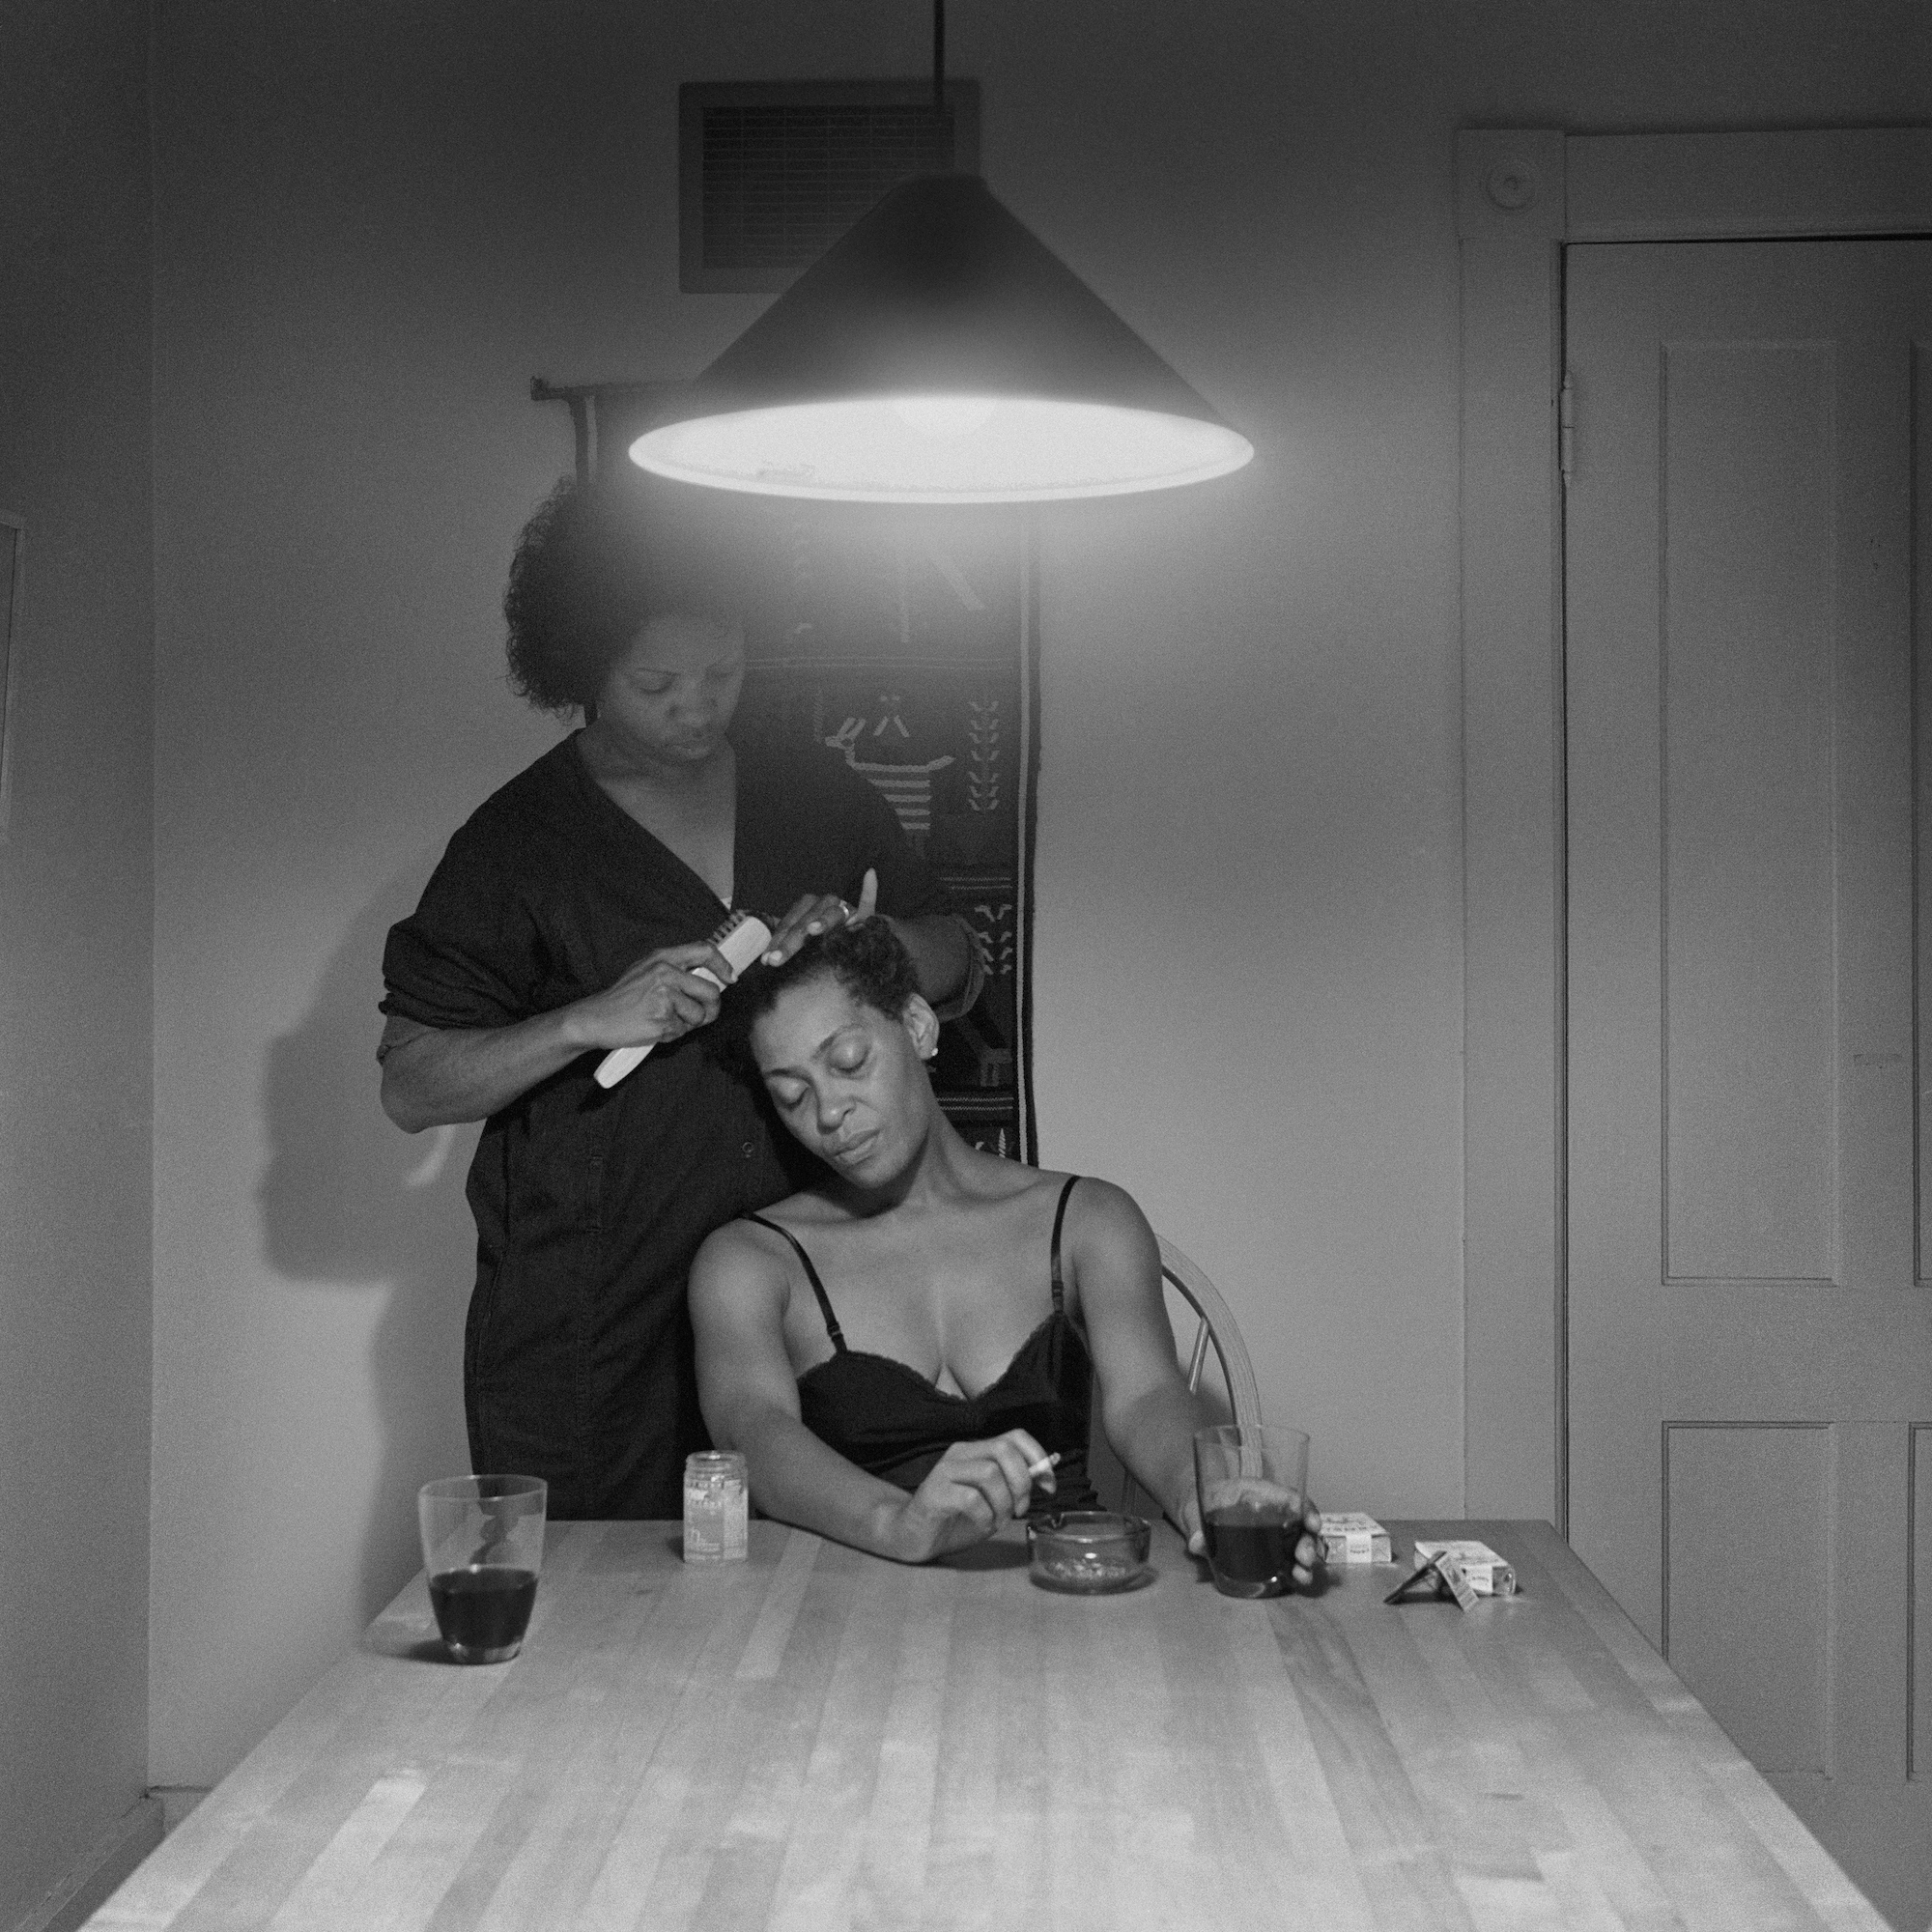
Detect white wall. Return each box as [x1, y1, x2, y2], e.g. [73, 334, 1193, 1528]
[0, 2, 155, 1921]
[148, 0, 1932, 1788]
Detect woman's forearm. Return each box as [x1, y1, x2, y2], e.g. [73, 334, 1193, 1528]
[1106, 1382, 1210, 1528]
[717, 1405, 919, 1561]
[382, 940, 735, 1129]
[379, 1009, 592, 1131]
[889, 911, 975, 1011]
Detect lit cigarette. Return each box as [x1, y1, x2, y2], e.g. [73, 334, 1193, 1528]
[1027, 1452, 1063, 1480]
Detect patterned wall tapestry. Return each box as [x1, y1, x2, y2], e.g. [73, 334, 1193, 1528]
[538, 381, 1040, 1162]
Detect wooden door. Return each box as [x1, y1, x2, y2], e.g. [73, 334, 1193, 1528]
[1566, 239, 1932, 1918]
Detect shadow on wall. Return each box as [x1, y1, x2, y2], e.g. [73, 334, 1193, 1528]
[256, 860, 476, 1628]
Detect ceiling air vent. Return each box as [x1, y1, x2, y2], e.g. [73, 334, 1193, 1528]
[680, 79, 980, 294]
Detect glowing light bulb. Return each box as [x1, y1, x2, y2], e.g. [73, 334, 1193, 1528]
[633, 399, 1252, 503]
[890, 394, 1001, 439]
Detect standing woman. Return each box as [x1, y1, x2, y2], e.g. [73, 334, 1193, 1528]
[379, 481, 978, 1519]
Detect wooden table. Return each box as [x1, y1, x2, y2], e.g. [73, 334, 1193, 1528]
[92, 1520, 1885, 1931]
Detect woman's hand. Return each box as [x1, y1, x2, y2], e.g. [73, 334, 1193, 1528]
[1180, 1491, 1325, 1589]
[1288, 1501, 1325, 1587]
[762, 867, 879, 967]
[381, 936, 741, 1130]
[568, 940, 738, 1052]
[878, 1428, 1055, 1563]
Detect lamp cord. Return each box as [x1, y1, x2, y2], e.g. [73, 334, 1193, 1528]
[932, 0, 946, 116]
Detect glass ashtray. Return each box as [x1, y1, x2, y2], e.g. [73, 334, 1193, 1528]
[1026, 1511, 1153, 1594]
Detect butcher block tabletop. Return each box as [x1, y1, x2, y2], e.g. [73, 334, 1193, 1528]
[89, 1519, 1883, 1931]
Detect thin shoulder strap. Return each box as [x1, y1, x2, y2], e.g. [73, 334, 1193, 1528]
[745, 1213, 846, 1351]
[1048, 1176, 1081, 1312]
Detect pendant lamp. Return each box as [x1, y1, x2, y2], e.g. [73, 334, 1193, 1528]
[630, 172, 1254, 504]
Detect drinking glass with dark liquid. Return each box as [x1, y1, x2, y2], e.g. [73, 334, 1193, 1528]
[417, 1474, 547, 1663]
[1194, 1424, 1310, 1599]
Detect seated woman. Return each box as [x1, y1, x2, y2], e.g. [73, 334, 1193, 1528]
[690, 920, 1321, 1573]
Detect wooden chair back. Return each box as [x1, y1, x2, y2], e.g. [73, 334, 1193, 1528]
[1098, 1235, 1264, 1518]
[1153, 1235, 1264, 1433]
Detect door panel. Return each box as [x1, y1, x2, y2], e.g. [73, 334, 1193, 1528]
[1918, 345, 1932, 1289]
[1565, 242, 1932, 1894]
[1915, 1428, 1932, 1776]
[1663, 1423, 1831, 1771]
[1662, 339, 1838, 1283]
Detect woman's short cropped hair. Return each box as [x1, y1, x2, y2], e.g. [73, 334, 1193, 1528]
[503, 479, 745, 715]
[743, 920, 922, 1039]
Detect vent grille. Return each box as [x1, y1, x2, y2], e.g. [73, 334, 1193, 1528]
[680, 81, 980, 294]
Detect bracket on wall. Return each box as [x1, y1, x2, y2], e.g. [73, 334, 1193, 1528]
[530, 377, 690, 487]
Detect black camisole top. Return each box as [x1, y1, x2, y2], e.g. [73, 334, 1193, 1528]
[747, 1175, 1100, 1510]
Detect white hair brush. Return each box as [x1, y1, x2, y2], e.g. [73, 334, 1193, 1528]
[593, 908, 774, 1089]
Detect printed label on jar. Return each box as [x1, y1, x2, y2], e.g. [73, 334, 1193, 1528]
[683, 1452, 749, 1564]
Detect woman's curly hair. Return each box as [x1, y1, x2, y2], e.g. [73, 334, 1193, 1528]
[502, 479, 744, 715]
[741, 920, 921, 1037]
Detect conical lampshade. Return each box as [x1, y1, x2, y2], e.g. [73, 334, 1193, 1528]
[631, 174, 1253, 504]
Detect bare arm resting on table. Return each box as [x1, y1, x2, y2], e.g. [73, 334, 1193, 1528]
[689, 1224, 1051, 1564]
[1067, 1181, 1322, 1582]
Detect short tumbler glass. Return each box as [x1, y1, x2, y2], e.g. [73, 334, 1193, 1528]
[1193, 1424, 1310, 1600]
[418, 1474, 547, 1663]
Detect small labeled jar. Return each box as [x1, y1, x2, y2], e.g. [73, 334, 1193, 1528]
[683, 1451, 749, 1564]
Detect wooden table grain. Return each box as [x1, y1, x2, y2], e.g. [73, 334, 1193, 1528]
[90, 1520, 1885, 1931]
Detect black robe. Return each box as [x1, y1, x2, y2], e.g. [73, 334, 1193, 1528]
[382, 731, 948, 1518]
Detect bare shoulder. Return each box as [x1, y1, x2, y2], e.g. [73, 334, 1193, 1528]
[1059, 1173, 1158, 1245]
[953, 1153, 1106, 1210]
[690, 1214, 795, 1315]
[965, 1162, 1155, 1243]
[1051, 1174, 1160, 1310]
[740, 1183, 851, 1233]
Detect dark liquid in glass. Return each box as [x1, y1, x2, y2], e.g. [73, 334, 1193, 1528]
[1204, 1504, 1298, 1596]
[429, 1566, 537, 1661]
